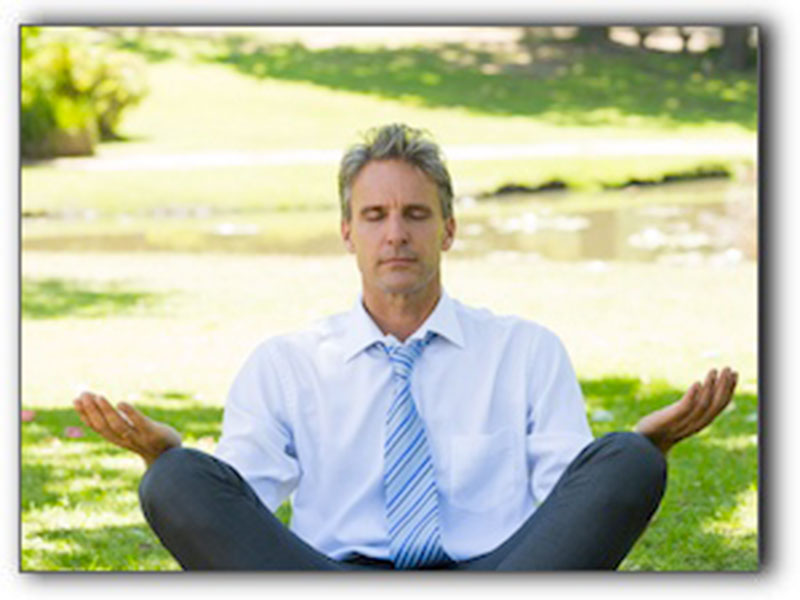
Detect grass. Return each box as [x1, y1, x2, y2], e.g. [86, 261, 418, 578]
[206, 35, 757, 130]
[582, 377, 757, 570]
[21, 277, 163, 319]
[20, 252, 758, 571]
[99, 30, 757, 149]
[97, 27, 758, 131]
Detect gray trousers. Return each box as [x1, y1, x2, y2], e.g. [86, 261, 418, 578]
[138, 432, 666, 570]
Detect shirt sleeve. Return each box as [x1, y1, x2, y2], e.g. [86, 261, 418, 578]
[214, 341, 301, 512]
[525, 327, 594, 506]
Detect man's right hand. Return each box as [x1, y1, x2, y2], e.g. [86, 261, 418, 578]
[73, 391, 182, 467]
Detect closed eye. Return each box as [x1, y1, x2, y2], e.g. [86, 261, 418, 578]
[361, 207, 385, 221]
[406, 207, 432, 219]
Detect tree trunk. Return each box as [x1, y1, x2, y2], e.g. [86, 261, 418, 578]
[678, 27, 692, 52]
[576, 26, 610, 46]
[720, 26, 750, 70]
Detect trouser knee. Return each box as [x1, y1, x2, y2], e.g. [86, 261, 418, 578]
[592, 432, 667, 514]
[138, 447, 217, 523]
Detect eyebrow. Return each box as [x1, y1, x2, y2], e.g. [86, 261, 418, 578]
[359, 203, 432, 213]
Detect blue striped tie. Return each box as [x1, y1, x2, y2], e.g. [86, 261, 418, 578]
[381, 332, 450, 569]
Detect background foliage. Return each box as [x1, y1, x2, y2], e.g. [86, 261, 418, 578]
[21, 27, 148, 158]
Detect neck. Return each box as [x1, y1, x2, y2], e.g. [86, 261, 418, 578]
[362, 281, 442, 343]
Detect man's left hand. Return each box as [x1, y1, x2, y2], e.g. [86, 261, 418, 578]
[633, 367, 738, 455]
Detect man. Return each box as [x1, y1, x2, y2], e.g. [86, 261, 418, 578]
[73, 123, 738, 571]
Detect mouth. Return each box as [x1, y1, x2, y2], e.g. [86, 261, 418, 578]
[380, 257, 417, 267]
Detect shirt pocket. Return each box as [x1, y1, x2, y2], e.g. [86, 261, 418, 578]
[447, 429, 518, 512]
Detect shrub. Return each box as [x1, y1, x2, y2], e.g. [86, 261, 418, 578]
[21, 27, 148, 158]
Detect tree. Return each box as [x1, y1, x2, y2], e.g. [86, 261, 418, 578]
[719, 26, 752, 70]
[574, 26, 612, 46]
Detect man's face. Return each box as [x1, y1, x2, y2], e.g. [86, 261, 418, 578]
[341, 159, 456, 298]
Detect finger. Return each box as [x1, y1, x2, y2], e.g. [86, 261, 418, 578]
[117, 403, 164, 455]
[80, 394, 137, 450]
[688, 369, 728, 434]
[660, 382, 701, 424]
[73, 398, 92, 428]
[633, 382, 699, 440]
[708, 367, 734, 416]
[94, 395, 137, 439]
[713, 368, 738, 419]
[73, 393, 151, 457]
[75, 393, 113, 434]
[687, 368, 733, 436]
[710, 368, 734, 410]
[73, 392, 93, 419]
[117, 402, 152, 432]
[701, 368, 718, 403]
[730, 371, 739, 395]
[690, 369, 717, 421]
[669, 377, 708, 437]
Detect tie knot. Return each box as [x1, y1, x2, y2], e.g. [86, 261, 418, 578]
[383, 332, 435, 379]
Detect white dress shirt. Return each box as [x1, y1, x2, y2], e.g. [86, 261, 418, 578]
[215, 291, 594, 562]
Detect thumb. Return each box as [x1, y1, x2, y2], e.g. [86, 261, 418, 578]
[117, 402, 151, 430]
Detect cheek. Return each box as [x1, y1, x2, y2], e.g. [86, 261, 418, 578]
[352, 229, 380, 261]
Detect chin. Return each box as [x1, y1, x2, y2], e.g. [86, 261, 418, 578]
[380, 281, 423, 295]
[377, 272, 435, 296]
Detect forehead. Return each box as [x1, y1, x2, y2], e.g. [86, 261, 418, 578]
[351, 159, 438, 207]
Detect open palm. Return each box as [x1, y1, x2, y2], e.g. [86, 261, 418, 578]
[74, 392, 182, 467]
[634, 367, 738, 454]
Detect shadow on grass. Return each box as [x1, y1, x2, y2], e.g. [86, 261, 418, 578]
[21, 377, 757, 570]
[104, 29, 175, 63]
[206, 37, 757, 129]
[22, 277, 163, 319]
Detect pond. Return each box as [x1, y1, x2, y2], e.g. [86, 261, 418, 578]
[452, 178, 757, 265]
[22, 178, 757, 264]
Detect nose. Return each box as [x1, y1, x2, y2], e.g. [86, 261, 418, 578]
[384, 212, 410, 247]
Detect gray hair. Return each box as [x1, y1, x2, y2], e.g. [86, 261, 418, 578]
[338, 123, 454, 221]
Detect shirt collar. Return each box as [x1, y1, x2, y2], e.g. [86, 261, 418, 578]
[341, 289, 465, 363]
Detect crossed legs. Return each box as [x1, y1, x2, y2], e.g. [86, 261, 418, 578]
[138, 446, 360, 570]
[138, 432, 666, 570]
[457, 431, 667, 570]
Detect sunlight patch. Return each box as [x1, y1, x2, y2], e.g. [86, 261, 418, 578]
[701, 485, 757, 538]
[702, 434, 758, 451]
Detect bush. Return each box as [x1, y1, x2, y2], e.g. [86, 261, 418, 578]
[21, 27, 148, 158]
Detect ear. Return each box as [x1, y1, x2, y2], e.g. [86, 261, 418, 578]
[441, 217, 456, 251]
[341, 218, 355, 253]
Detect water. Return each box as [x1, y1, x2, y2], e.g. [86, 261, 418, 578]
[22, 178, 757, 263]
[453, 178, 757, 264]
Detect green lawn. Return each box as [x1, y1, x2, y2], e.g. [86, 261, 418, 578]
[205, 33, 757, 130]
[99, 31, 757, 154]
[21, 252, 757, 571]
